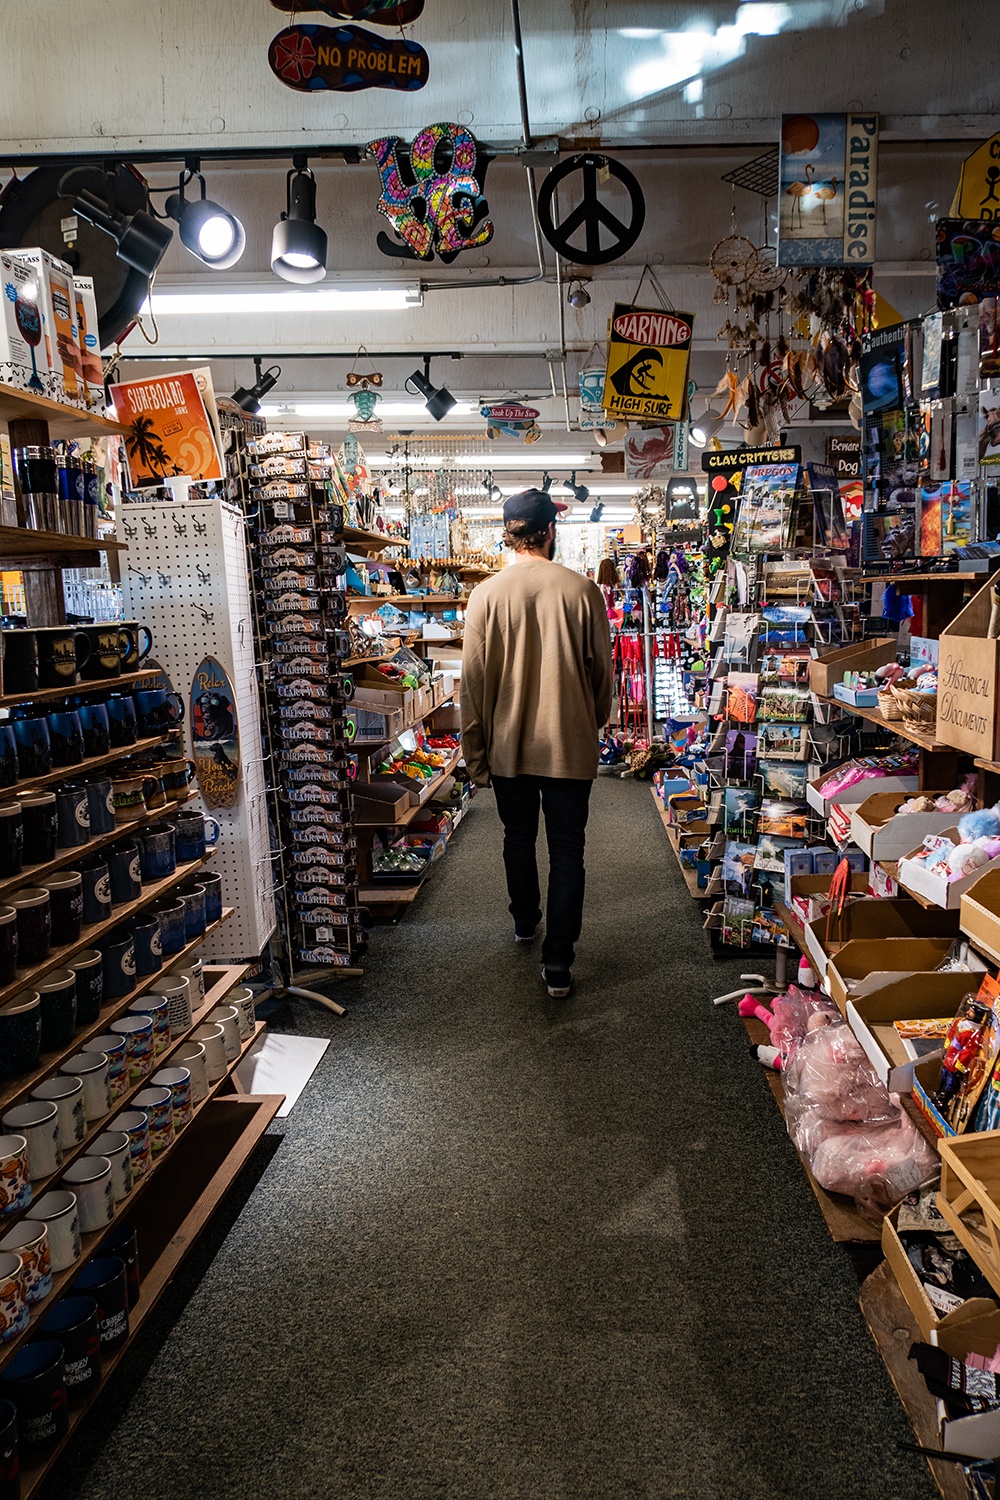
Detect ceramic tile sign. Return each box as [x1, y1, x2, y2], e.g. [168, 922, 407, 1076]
[268, 24, 428, 91]
[480, 403, 541, 443]
[271, 0, 424, 23]
[191, 657, 241, 810]
[602, 305, 694, 423]
[368, 123, 493, 263]
[777, 112, 878, 267]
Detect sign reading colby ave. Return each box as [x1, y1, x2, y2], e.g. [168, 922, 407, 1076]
[602, 304, 694, 422]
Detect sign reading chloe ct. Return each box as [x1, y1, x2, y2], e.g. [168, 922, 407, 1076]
[602, 303, 694, 422]
[935, 579, 1000, 760]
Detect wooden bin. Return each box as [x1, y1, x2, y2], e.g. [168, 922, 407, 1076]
[935, 576, 1000, 759]
[938, 1130, 1000, 1296]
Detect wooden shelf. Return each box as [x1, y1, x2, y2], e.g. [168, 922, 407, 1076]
[0, 525, 126, 560]
[0, 383, 127, 439]
[0, 788, 195, 905]
[355, 749, 463, 827]
[866, 569, 996, 585]
[4, 732, 174, 797]
[357, 882, 424, 904]
[818, 695, 948, 753]
[342, 525, 404, 554]
[0, 668, 154, 712]
[342, 652, 397, 669]
[0, 849, 215, 1013]
[347, 593, 464, 612]
[352, 691, 456, 754]
[650, 788, 710, 900]
[0, 904, 232, 1116]
[772, 900, 809, 953]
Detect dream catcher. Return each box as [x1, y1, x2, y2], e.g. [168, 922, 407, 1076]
[345, 347, 384, 431]
[633, 484, 667, 530]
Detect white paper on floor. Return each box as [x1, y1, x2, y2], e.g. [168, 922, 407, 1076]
[235, 1033, 330, 1117]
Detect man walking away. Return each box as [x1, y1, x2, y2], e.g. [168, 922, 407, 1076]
[461, 488, 614, 998]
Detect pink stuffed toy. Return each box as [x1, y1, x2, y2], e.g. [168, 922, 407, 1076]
[739, 985, 837, 1070]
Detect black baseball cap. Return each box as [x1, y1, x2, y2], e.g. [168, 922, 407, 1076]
[502, 488, 568, 528]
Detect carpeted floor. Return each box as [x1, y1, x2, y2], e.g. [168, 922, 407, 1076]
[46, 777, 935, 1500]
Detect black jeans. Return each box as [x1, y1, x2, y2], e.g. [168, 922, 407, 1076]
[491, 775, 593, 971]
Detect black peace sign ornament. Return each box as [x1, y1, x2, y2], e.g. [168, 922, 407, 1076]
[536, 154, 645, 265]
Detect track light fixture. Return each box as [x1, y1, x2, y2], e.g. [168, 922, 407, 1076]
[541, 472, 553, 493]
[567, 280, 591, 310]
[232, 358, 282, 414]
[405, 356, 457, 421]
[589, 501, 605, 523]
[68, 184, 173, 279]
[272, 159, 328, 284]
[564, 471, 590, 504]
[688, 404, 725, 449]
[165, 164, 245, 270]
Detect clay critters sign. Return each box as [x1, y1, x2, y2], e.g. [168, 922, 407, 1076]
[268, 25, 428, 91]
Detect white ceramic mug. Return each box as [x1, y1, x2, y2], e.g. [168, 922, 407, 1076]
[149, 973, 192, 1036]
[172, 959, 204, 1013]
[86, 1131, 133, 1202]
[192, 1022, 227, 1082]
[0, 1218, 52, 1304]
[128, 994, 170, 1056]
[173, 1041, 209, 1103]
[1, 1101, 61, 1179]
[224, 986, 256, 1042]
[133, 1086, 174, 1154]
[207, 1005, 240, 1063]
[59, 1051, 110, 1122]
[114, 1015, 154, 1083]
[151, 1066, 192, 1131]
[92, 1031, 129, 1101]
[27, 1188, 81, 1272]
[111, 1109, 151, 1180]
[0, 1250, 28, 1341]
[0, 1133, 31, 1217]
[30, 1075, 85, 1150]
[61, 1155, 115, 1233]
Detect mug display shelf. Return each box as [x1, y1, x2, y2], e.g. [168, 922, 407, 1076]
[347, 593, 463, 612]
[0, 1016, 271, 1387]
[0, 907, 233, 1118]
[0, 383, 127, 440]
[9, 732, 176, 798]
[15, 1091, 283, 1500]
[0, 956, 247, 1230]
[0, 788, 196, 905]
[0, 849, 216, 1013]
[0, 669, 154, 712]
[0, 526, 126, 563]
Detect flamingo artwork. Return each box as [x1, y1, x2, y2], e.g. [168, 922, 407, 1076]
[814, 174, 840, 226]
[784, 163, 814, 228]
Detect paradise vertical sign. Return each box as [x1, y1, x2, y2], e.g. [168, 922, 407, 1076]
[777, 112, 878, 267]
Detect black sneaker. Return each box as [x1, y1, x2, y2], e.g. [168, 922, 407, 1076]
[541, 964, 573, 998]
[514, 925, 537, 945]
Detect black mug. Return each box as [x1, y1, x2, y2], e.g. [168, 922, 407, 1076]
[0, 803, 23, 880]
[0, 908, 17, 988]
[76, 701, 111, 759]
[35, 627, 91, 691]
[69, 949, 103, 1025]
[2, 629, 39, 694]
[85, 777, 116, 837]
[45, 709, 84, 768]
[36, 968, 77, 1048]
[198, 870, 223, 924]
[18, 792, 57, 865]
[0, 1395, 18, 1500]
[41, 872, 83, 947]
[107, 842, 141, 906]
[77, 625, 128, 683]
[10, 715, 51, 780]
[0, 1339, 67, 1449]
[76, 855, 112, 927]
[119, 624, 153, 674]
[0, 726, 18, 790]
[37, 1294, 101, 1403]
[133, 689, 184, 739]
[105, 694, 137, 749]
[128, 913, 161, 976]
[99, 929, 136, 1000]
[72, 1255, 129, 1352]
[10, 887, 50, 968]
[102, 1221, 141, 1311]
[54, 784, 90, 851]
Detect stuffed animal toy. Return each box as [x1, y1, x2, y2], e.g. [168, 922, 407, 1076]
[738, 986, 838, 1070]
[946, 841, 993, 878]
[874, 661, 907, 686]
[959, 805, 1000, 842]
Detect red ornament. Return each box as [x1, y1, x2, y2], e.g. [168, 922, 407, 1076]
[711, 475, 729, 492]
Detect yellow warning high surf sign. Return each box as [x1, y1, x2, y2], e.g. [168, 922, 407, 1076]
[602, 304, 694, 423]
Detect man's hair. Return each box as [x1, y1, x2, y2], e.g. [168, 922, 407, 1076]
[503, 519, 551, 552]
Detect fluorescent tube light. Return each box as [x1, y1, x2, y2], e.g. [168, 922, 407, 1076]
[260, 400, 476, 419]
[367, 452, 592, 469]
[144, 286, 422, 314]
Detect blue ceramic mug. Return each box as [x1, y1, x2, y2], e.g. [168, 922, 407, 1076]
[0, 991, 40, 1081]
[106, 843, 141, 906]
[152, 900, 186, 956]
[71, 1256, 128, 1352]
[45, 709, 84, 768]
[0, 1338, 68, 1448]
[0, 726, 18, 790]
[85, 778, 116, 837]
[100, 931, 136, 1001]
[133, 689, 184, 739]
[137, 823, 175, 882]
[179, 885, 206, 940]
[38, 1294, 101, 1403]
[76, 856, 111, 927]
[127, 914, 162, 976]
[76, 701, 111, 759]
[197, 870, 223, 924]
[105, 694, 137, 749]
[172, 813, 221, 862]
[10, 715, 51, 780]
[54, 784, 90, 851]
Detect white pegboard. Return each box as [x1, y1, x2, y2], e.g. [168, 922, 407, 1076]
[117, 498, 276, 960]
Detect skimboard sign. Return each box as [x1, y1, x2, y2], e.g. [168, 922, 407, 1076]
[268, 24, 429, 91]
[190, 656, 241, 810]
[480, 403, 542, 442]
[602, 304, 694, 423]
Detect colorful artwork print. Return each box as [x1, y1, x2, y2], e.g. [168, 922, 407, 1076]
[980, 391, 1000, 467]
[110, 372, 224, 488]
[626, 425, 675, 479]
[758, 799, 809, 839]
[778, 112, 878, 267]
[480, 404, 541, 443]
[726, 672, 759, 724]
[733, 462, 799, 553]
[920, 481, 972, 553]
[579, 367, 616, 432]
[603, 304, 694, 423]
[368, 124, 493, 263]
[758, 722, 809, 761]
[191, 656, 240, 810]
[757, 683, 811, 723]
[754, 834, 802, 875]
[936, 219, 1000, 309]
[722, 842, 758, 898]
[268, 25, 428, 91]
[723, 787, 758, 836]
[722, 894, 756, 948]
[725, 730, 757, 780]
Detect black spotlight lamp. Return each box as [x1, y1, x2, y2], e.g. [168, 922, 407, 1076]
[70, 186, 173, 279]
[232, 358, 282, 415]
[568, 280, 591, 310]
[589, 501, 605, 523]
[541, 472, 553, 493]
[272, 159, 328, 284]
[565, 471, 590, 504]
[405, 357, 457, 421]
[165, 164, 245, 270]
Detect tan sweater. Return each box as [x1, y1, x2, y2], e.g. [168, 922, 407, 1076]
[460, 558, 614, 784]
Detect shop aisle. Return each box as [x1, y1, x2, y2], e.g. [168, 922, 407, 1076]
[48, 780, 934, 1500]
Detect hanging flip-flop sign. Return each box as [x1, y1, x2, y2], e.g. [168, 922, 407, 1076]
[537, 154, 645, 265]
[268, 24, 428, 91]
[271, 0, 425, 23]
[368, 123, 493, 261]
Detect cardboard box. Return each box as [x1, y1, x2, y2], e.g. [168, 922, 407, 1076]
[806, 766, 918, 816]
[960, 866, 1000, 964]
[934, 1306, 1000, 1459]
[897, 828, 1000, 909]
[832, 682, 881, 707]
[15, 247, 80, 403]
[804, 898, 960, 981]
[352, 782, 412, 824]
[0, 254, 50, 394]
[846, 969, 977, 1092]
[824, 937, 961, 1013]
[850, 790, 961, 860]
[935, 576, 1000, 760]
[791, 874, 868, 954]
[882, 1203, 998, 1344]
[352, 667, 416, 721]
[73, 274, 102, 407]
[809, 638, 896, 698]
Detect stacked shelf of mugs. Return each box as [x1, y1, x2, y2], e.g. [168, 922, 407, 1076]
[243, 430, 365, 976]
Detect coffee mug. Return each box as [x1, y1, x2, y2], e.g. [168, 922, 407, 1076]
[10, 716, 51, 780]
[102, 1220, 140, 1311]
[173, 813, 221, 862]
[60, 1155, 114, 1233]
[35, 627, 91, 690]
[106, 841, 141, 905]
[0, 1135, 30, 1218]
[100, 931, 136, 1001]
[110, 776, 158, 826]
[225, 986, 256, 1042]
[179, 884, 205, 940]
[119, 623, 153, 673]
[129, 993, 169, 1055]
[77, 625, 127, 683]
[0, 805, 22, 881]
[133, 1086, 173, 1154]
[158, 756, 195, 795]
[137, 822, 175, 882]
[84, 777, 116, 836]
[127, 913, 161, 977]
[2, 630, 39, 694]
[38, 1294, 101, 1402]
[197, 870, 223, 925]
[174, 1041, 209, 1102]
[36, 969, 77, 1050]
[152, 899, 186, 956]
[72, 1255, 128, 1351]
[133, 689, 184, 738]
[11, 887, 50, 968]
[77, 701, 111, 759]
[149, 973, 191, 1035]
[91, 1033, 128, 1102]
[0, 992, 40, 1080]
[87, 1132, 132, 1203]
[105, 694, 137, 749]
[192, 1021, 227, 1082]
[40, 873, 83, 947]
[0, 907, 17, 987]
[0, 726, 18, 791]
[76, 857, 111, 928]
[1, 1101, 59, 1180]
[151, 1066, 192, 1132]
[18, 792, 57, 866]
[114, 1016, 152, 1083]
[31, 1076, 85, 1151]
[70, 950, 103, 1025]
[0, 1219, 51, 1304]
[0, 1252, 27, 1346]
[45, 709, 84, 769]
[54, 784, 90, 851]
[111, 1110, 150, 1180]
[60, 1051, 109, 1122]
[26, 1189, 80, 1273]
[172, 958, 204, 1011]
[0, 1339, 67, 1447]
